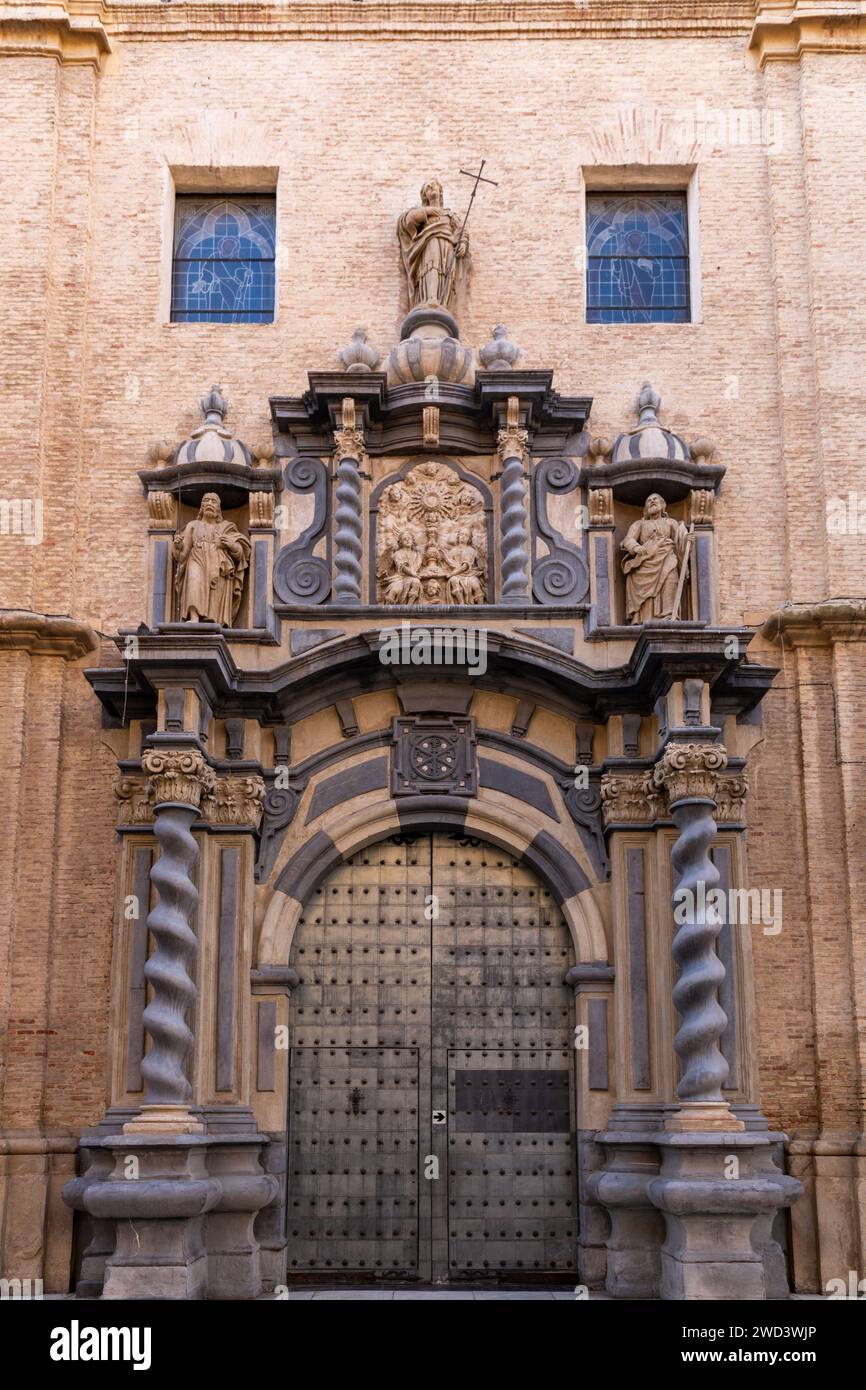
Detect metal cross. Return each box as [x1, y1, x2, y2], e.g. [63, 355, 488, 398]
[442, 160, 498, 306]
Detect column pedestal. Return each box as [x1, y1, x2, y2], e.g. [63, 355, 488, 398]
[648, 1132, 802, 1300]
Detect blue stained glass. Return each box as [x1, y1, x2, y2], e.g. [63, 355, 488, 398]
[586, 193, 690, 324]
[171, 196, 276, 323]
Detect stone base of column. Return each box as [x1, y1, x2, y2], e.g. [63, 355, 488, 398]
[123, 1104, 205, 1135]
[205, 1136, 279, 1299]
[79, 1136, 219, 1299]
[63, 1129, 278, 1300]
[588, 1130, 665, 1299]
[648, 1132, 802, 1301]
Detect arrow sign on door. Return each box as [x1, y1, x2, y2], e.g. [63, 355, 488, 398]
[432, 1110, 446, 1125]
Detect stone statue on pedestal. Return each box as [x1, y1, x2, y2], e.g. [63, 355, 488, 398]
[621, 493, 689, 623]
[173, 492, 250, 625]
[397, 180, 468, 309]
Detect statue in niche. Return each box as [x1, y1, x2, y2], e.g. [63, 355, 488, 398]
[621, 492, 689, 623]
[397, 180, 468, 309]
[377, 462, 487, 605]
[173, 491, 250, 625]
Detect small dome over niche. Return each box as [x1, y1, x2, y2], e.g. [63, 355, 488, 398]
[175, 385, 252, 469]
[611, 382, 689, 466]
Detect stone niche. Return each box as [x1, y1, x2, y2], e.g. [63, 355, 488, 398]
[139, 386, 282, 636]
[371, 457, 494, 607]
[585, 384, 724, 631]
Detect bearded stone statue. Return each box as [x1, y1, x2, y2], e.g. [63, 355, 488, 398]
[173, 492, 250, 625]
[397, 180, 468, 309]
[621, 493, 689, 623]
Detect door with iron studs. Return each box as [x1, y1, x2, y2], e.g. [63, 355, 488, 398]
[286, 834, 577, 1284]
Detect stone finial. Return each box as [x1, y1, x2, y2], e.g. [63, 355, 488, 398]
[691, 436, 716, 462]
[588, 436, 612, 462]
[338, 326, 381, 374]
[252, 439, 276, 466]
[636, 381, 661, 425]
[146, 439, 174, 468]
[200, 384, 229, 426]
[479, 324, 522, 370]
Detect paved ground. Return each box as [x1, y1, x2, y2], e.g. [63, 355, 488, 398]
[279, 1288, 579, 1300]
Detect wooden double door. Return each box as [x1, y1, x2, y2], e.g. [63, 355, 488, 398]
[286, 834, 577, 1284]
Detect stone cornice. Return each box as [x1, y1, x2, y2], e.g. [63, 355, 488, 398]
[761, 599, 866, 647]
[0, 609, 98, 659]
[98, 2, 756, 44]
[750, 3, 866, 67]
[0, 3, 111, 68]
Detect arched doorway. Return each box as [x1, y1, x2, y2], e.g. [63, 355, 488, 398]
[285, 832, 577, 1285]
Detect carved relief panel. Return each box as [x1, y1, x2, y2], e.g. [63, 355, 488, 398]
[374, 460, 489, 606]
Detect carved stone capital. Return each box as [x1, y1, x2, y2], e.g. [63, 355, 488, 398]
[114, 775, 155, 825]
[249, 491, 275, 528]
[588, 487, 614, 526]
[141, 748, 216, 810]
[496, 423, 529, 465]
[653, 742, 728, 808]
[688, 489, 715, 526]
[714, 771, 748, 824]
[601, 771, 663, 826]
[147, 490, 177, 527]
[201, 774, 266, 827]
[333, 426, 367, 467]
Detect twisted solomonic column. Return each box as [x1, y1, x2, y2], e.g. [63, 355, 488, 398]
[497, 396, 530, 605]
[333, 397, 365, 604]
[127, 748, 215, 1132]
[653, 741, 732, 1118]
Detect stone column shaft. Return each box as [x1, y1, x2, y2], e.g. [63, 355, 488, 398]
[333, 397, 365, 604]
[497, 396, 530, 605]
[127, 748, 215, 1134]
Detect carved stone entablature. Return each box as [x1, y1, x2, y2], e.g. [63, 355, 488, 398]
[201, 775, 266, 827]
[586, 383, 724, 507]
[139, 386, 281, 511]
[600, 771, 664, 826]
[715, 771, 748, 824]
[374, 460, 490, 606]
[652, 741, 729, 808]
[114, 774, 155, 825]
[391, 716, 477, 797]
[141, 748, 216, 810]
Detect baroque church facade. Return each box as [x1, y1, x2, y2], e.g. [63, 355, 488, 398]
[0, 1, 864, 1300]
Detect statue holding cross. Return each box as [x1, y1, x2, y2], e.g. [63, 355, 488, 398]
[397, 164, 497, 310]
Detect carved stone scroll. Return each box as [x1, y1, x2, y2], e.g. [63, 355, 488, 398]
[532, 456, 589, 606]
[273, 457, 331, 605]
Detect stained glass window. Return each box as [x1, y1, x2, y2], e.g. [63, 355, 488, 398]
[586, 193, 690, 324]
[171, 196, 276, 323]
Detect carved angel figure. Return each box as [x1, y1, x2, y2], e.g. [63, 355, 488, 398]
[445, 529, 484, 605]
[382, 530, 422, 604]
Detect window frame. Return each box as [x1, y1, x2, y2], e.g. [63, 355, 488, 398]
[581, 166, 701, 326]
[160, 168, 280, 327]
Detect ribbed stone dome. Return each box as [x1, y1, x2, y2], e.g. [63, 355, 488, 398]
[174, 385, 252, 468]
[611, 382, 689, 465]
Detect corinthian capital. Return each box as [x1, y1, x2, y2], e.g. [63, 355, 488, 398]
[201, 775, 266, 827]
[652, 741, 728, 808]
[141, 748, 216, 810]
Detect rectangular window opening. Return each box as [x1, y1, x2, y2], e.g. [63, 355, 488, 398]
[585, 191, 690, 324]
[170, 193, 276, 324]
